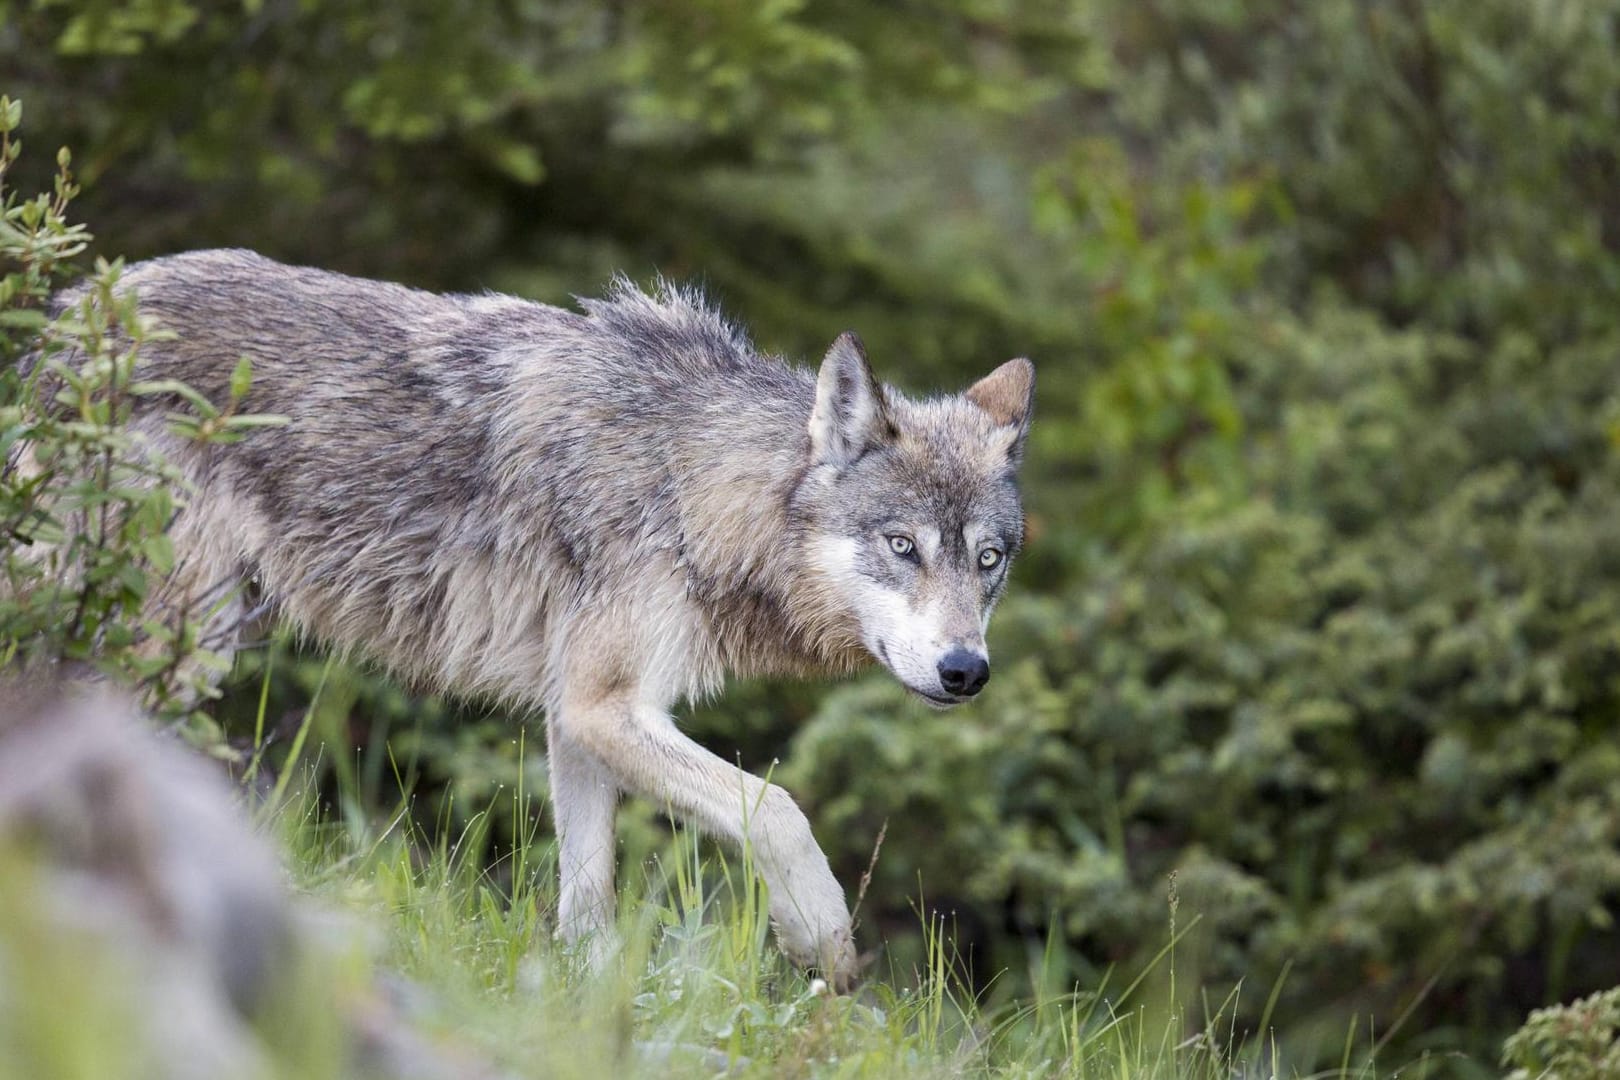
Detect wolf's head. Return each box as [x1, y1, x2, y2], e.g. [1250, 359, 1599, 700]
[797, 333, 1033, 708]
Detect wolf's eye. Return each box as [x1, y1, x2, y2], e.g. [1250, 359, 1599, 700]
[887, 535, 916, 558]
[978, 548, 1003, 570]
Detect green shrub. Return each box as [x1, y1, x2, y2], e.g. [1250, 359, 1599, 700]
[1503, 988, 1620, 1080]
[0, 96, 276, 739]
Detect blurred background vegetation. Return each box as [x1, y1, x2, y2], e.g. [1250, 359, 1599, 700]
[7, 0, 1620, 1071]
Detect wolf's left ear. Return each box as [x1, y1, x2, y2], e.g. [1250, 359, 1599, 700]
[966, 358, 1035, 463]
[811, 332, 894, 468]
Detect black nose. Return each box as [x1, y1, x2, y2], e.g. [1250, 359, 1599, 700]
[937, 649, 990, 697]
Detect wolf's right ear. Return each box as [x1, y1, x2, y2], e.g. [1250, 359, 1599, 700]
[810, 332, 893, 468]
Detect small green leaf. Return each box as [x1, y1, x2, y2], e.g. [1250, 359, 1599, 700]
[129, 378, 220, 416]
[487, 139, 545, 185]
[0, 309, 47, 330]
[230, 356, 253, 400]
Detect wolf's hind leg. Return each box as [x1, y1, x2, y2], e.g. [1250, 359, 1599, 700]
[548, 724, 621, 963]
[559, 690, 857, 990]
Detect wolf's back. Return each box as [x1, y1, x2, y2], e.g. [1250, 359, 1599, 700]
[99, 249, 493, 407]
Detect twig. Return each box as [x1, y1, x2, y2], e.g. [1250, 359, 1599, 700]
[849, 817, 887, 934]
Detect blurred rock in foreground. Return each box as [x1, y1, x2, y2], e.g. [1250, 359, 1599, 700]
[0, 680, 497, 1079]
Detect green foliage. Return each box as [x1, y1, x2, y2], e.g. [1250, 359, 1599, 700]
[1503, 988, 1620, 1080]
[1032, 135, 1269, 537]
[0, 97, 278, 732]
[1083, 0, 1620, 343]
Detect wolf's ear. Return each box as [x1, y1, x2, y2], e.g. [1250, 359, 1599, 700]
[966, 358, 1035, 462]
[811, 332, 893, 467]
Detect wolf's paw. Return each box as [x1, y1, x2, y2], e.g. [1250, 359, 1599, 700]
[771, 906, 858, 992]
[815, 925, 859, 994]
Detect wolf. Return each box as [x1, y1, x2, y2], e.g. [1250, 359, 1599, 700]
[46, 249, 1034, 989]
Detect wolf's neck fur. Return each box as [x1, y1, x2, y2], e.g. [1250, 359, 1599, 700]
[662, 369, 867, 682]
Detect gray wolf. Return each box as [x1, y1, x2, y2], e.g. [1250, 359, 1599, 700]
[48, 249, 1035, 988]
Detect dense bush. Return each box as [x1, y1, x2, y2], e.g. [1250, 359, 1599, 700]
[1, 97, 230, 730]
[1504, 988, 1620, 1080]
[8, 1, 1620, 1072]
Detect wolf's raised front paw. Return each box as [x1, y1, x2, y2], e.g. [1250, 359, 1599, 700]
[771, 901, 858, 992]
[816, 924, 859, 994]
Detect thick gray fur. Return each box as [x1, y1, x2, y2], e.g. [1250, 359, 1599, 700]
[46, 249, 1036, 988]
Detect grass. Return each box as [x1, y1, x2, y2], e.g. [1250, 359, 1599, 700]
[244, 739, 1452, 1080]
[271, 792, 1224, 1079]
[0, 681, 1474, 1080]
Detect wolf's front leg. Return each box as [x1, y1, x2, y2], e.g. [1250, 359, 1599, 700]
[547, 725, 621, 964]
[559, 691, 857, 990]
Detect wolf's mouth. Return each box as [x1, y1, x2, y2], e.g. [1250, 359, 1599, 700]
[906, 686, 970, 709]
